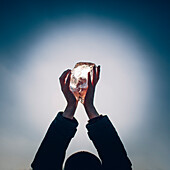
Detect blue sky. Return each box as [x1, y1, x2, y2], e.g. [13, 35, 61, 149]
[0, 1, 169, 170]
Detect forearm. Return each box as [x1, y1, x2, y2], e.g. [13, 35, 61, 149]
[63, 103, 77, 119]
[31, 112, 78, 170]
[84, 104, 100, 119]
[86, 116, 132, 169]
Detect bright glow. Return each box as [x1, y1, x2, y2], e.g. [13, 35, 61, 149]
[70, 62, 95, 103]
[2, 18, 154, 170]
[20, 19, 152, 130]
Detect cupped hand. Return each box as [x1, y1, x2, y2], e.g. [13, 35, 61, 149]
[59, 69, 78, 119]
[83, 65, 100, 119]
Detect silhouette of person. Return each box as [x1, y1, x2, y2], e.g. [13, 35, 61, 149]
[31, 66, 132, 170]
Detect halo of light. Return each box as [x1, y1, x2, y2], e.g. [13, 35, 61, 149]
[17, 18, 153, 159]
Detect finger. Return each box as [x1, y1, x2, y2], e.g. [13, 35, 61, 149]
[65, 71, 71, 88]
[96, 65, 100, 83]
[88, 72, 92, 88]
[92, 66, 97, 86]
[59, 69, 71, 86]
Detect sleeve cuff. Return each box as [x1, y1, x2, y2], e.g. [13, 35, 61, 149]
[88, 115, 103, 124]
[55, 112, 78, 128]
[51, 112, 79, 138]
[86, 115, 113, 132]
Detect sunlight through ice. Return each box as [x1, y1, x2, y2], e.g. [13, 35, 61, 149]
[70, 62, 95, 103]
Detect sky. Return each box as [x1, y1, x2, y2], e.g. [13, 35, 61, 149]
[0, 0, 170, 170]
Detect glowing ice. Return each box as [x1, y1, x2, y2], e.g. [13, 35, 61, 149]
[70, 62, 95, 103]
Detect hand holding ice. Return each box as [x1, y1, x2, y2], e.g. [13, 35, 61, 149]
[70, 62, 95, 103]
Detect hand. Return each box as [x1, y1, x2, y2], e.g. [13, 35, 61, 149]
[84, 66, 100, 119]
[59, 69, 78, 119]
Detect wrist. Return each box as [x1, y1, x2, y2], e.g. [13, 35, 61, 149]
[84, 104, 99, 119]
[63, 103, 77, 119]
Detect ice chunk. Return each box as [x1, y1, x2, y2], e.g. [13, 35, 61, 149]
[70, 62, 95, 103]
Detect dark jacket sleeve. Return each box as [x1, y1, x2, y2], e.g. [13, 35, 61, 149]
[31, 112, 78, 170]
[86, 115, 132, 170]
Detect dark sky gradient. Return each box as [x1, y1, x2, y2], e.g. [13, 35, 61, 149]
[1, 0, 169, 133]
[0, 0, 170, 170]
[1, 0, 169, 58]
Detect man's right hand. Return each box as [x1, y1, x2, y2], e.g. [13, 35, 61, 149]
[83, 66, 100, 119]
[59, 69, 78, 119]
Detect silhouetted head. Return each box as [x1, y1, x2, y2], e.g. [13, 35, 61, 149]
[64, 151, 102, 170]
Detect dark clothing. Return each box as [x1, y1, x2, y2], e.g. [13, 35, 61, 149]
[31, 112, 132, 170]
